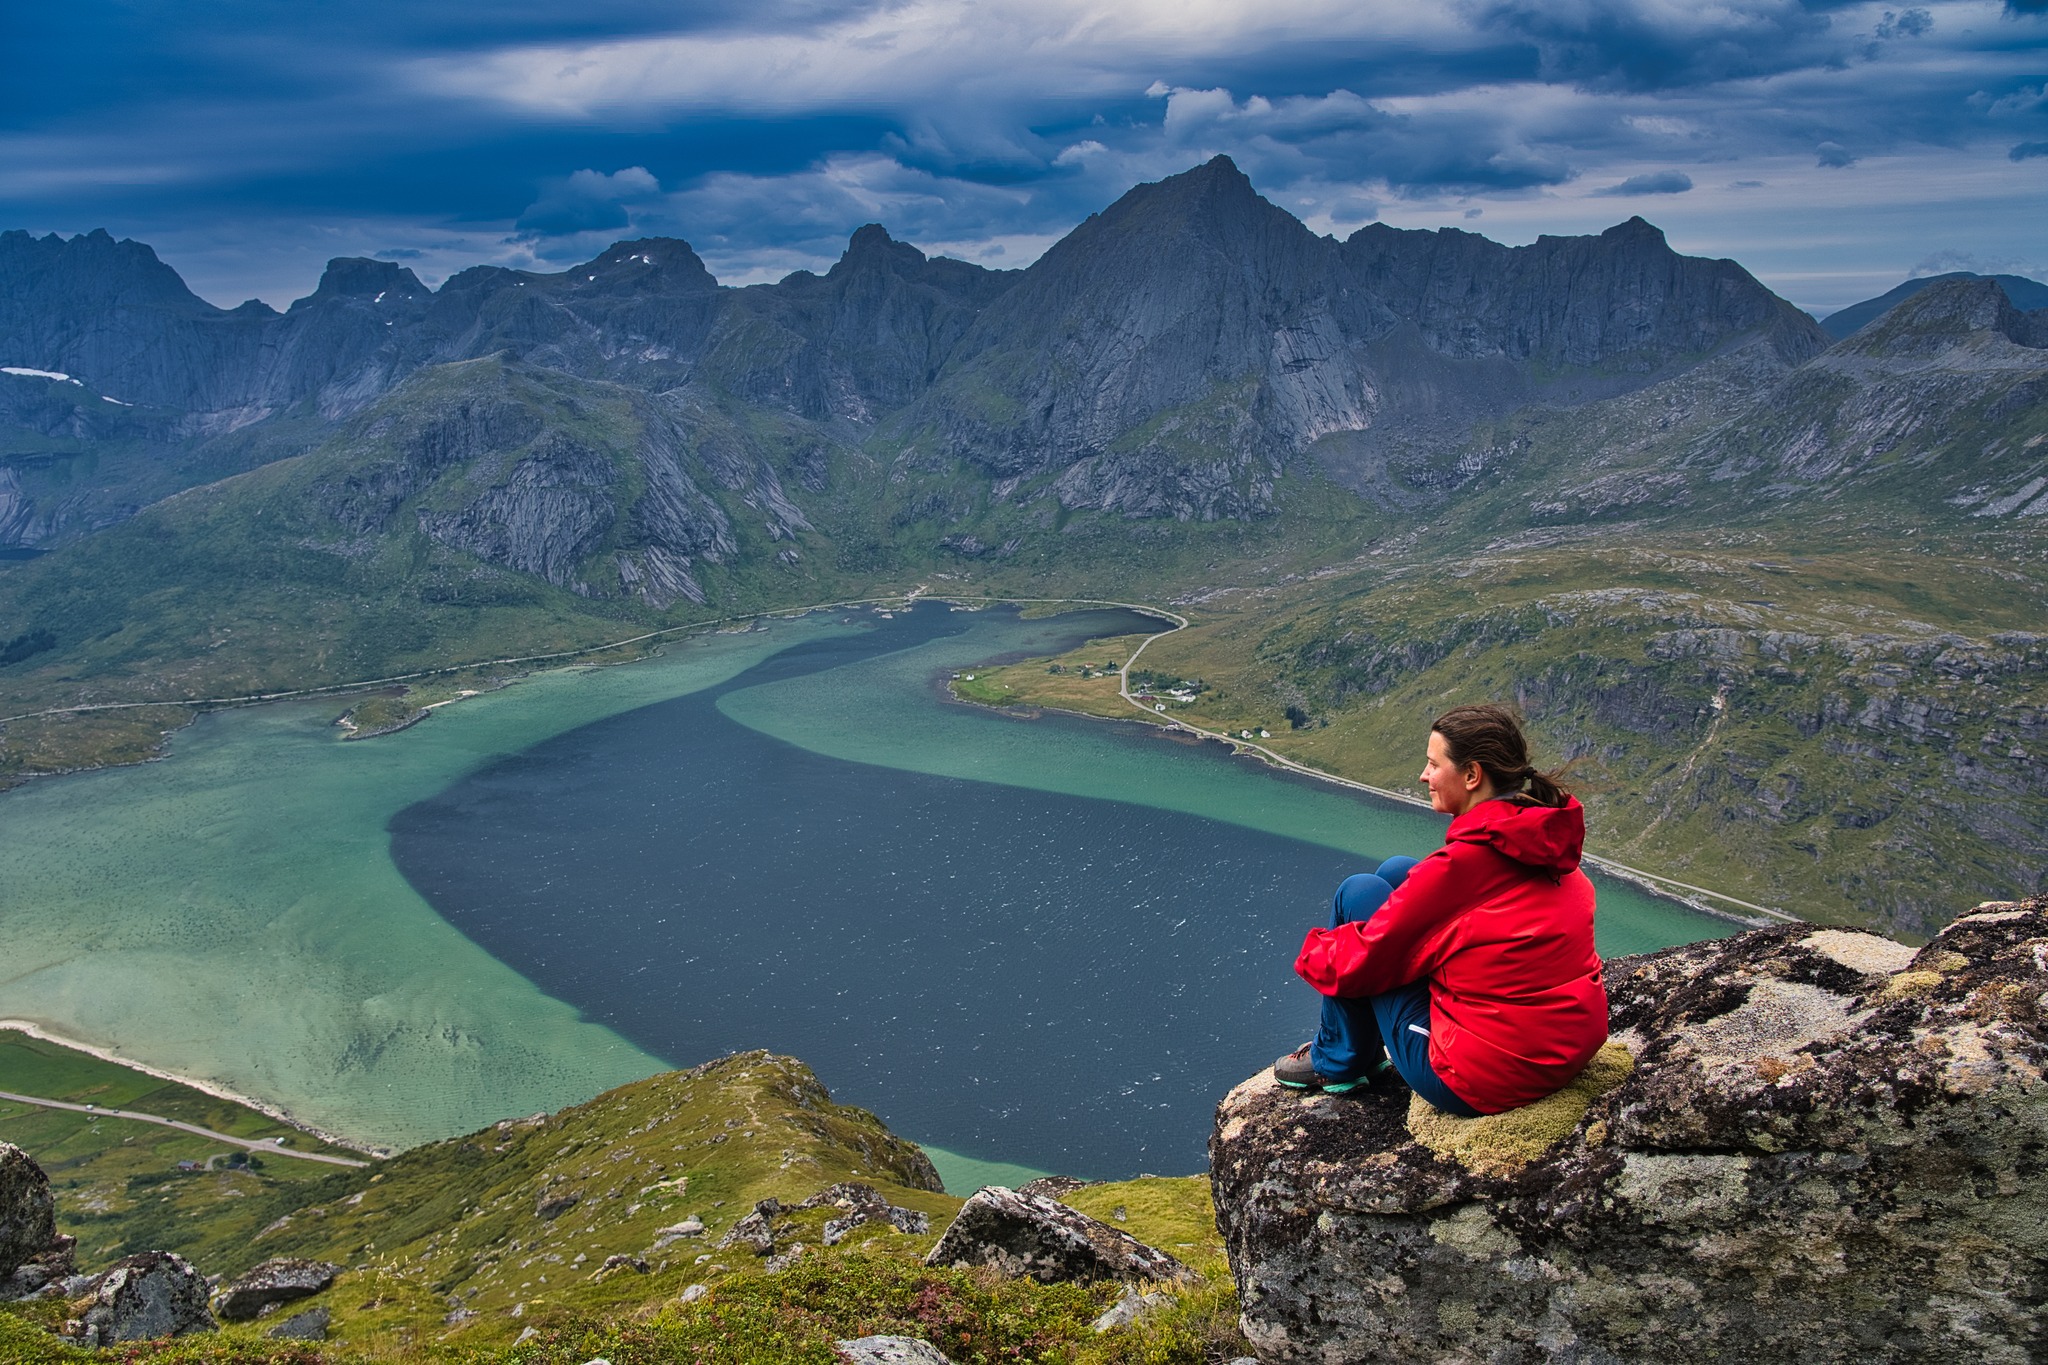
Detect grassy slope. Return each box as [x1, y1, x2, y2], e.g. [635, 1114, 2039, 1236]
[0, 1031, 365, 1269]
[0, 1038, 1240, 1365]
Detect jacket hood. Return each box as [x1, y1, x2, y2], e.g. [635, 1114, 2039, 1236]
[1446, 796, 1585, 875]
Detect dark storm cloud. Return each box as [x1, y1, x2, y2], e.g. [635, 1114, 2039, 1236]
[1593, 170, 1695, 195]
[4, 0, 2044, 306]
[1458, 0, 1842, 92]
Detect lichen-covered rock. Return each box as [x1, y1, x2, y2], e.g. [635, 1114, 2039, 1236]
[75, 1251, 216, 1344]
[0, 1143, 58, 1281]
[1211, 900, 2048, 1363]
[266, 1305, 330, 1341]
[795, 1181, 931, 1245]
[716, 1199, 780, 1256]
[925, 1186, 1194, 1285]
[212, 1256, 339, 1320]
[836, 1335, 954, 1365]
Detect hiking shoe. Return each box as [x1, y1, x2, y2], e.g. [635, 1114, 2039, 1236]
[1273, 1043, 1367, 1094]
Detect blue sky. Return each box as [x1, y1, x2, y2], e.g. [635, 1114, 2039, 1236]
[6, 0, 2045, 315]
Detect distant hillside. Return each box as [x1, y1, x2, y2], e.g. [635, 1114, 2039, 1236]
[1820, 270, 2048, 339]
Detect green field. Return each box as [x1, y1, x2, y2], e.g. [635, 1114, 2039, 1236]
[0, 1030, 364, 1270]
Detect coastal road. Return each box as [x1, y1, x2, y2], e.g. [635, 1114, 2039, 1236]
[0, 1089, 371, 1168]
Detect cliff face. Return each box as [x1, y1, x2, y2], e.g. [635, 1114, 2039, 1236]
[909, 160, 1821, 521]
[1209, 898, 2048, 1363]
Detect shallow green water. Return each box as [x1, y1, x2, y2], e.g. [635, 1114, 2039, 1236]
[0, 619, 853, 1150]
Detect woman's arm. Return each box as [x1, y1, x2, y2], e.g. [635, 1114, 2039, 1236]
[1294, 847, 1471, 997]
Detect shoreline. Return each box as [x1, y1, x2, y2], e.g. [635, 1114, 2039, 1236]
[0, 1018, 389, 1158]
[939, 597, 1799, 929]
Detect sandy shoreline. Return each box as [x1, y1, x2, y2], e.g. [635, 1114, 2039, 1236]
[0, 1018, 389, 1158]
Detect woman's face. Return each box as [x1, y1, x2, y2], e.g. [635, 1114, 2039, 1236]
[1421, 730, 1482, 815]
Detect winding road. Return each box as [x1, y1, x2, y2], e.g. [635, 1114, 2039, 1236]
[0, 1089, 371, 1168]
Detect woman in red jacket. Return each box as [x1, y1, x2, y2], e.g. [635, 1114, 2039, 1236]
[1273, 704, 1608, 1114]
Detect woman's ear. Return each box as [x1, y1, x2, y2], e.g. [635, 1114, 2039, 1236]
[1461, 761, 1485, 792]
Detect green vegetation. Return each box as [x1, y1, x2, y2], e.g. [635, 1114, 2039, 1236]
[0, 1036, 1243, 1364]
[0, 1030, 364, 1270]
[958, 520, 2046, 938]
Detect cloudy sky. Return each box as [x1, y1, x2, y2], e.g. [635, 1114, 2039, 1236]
[7, 0, 2045, 315]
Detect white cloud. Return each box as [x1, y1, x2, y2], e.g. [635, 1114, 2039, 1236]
[408, 0, 1470, 120]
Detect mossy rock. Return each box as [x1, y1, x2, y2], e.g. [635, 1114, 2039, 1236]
[1405, 1042, 1636, 1179]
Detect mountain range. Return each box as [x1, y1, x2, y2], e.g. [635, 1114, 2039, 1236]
[0, 155, 2043, 932]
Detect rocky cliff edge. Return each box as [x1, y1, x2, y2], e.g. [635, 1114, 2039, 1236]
[1210, 898, 2048, 1363]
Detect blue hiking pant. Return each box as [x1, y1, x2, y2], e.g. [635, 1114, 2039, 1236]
[1308, 856, 1483, 1117]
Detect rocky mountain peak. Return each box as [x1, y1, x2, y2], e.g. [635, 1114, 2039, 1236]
[1086, 153, 1301, 248]
[1836, 275, 2042, 358]
[829, 223, 928, 278]
[0, 227, 216, 315]
[297, 257, 428, 308]
[1599, 215, 1668, 247]
[577, 237, 718, 292]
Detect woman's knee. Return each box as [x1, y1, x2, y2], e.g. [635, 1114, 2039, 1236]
[1331, 872, 1393, 927]
[1376, 855, 1419, 889]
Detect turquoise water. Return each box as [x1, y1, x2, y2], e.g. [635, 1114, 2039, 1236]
[0, 620, 854, 1149]
[0, 601, 1728, 1168]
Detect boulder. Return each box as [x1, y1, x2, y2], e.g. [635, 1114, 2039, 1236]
[716, 1199, 781, 1256]
[924, 1186, 1194, 1285]
[0, 1143, 59, 1281]
[266, 1305, 330, 1341]
[1211, 901, 2048, 1363]
[74, 1251, 216, 1344]
[651, 1215, 705, 1247]
[836, 1335, 955, 1365]
[212, 1256, 339, 1320]
[1092, 1287, 1173, 1333]
[795, 1181, 931, 1244]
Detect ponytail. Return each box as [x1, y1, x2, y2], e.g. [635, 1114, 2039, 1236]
[1430, 704, 1574, 809]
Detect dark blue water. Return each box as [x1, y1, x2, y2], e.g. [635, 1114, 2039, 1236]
[391, 603, 1716, 1178]
[390, 605, 1389, 1177]
[0, 546, 45, 560]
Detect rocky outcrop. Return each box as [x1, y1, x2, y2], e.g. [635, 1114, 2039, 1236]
[925, 1186, 1194, 1285]
[0, 1143, 58, 1279]
[70, 1251, 216, 1345]
[796, 1181, 931, 1244]
[212, 1256, 339, 1320]
[1211, 900, 2048, 1363]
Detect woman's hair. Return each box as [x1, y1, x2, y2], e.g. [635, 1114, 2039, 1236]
[1431, 704, 1573, 808]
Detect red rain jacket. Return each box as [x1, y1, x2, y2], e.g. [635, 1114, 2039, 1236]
[1294, 796, 1608, 1114]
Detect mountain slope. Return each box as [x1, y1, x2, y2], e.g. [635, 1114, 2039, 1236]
[1819, 270, 2048, 340]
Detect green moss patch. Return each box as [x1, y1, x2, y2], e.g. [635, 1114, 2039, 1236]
[1407, 1042, 1635, 1179]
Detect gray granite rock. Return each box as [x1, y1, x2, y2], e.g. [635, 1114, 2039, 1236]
[212, 1256, 339, 1320]
[0, 1143, 58, 1281]
[925, 1186, 1194, 1285]
[796, 1181, 931, 1245]
[267, 1305, 330, 1341]
[1091, 1287, 1173, 1333]
[1211, 901, 2048, 1363]
[835, 1334, 954, 1365]
[715, 1199, 780, 1256]
[76, 1251, 216, 1344]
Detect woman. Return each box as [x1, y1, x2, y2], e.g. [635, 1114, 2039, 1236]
[1273, 704, 1608, 1115]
